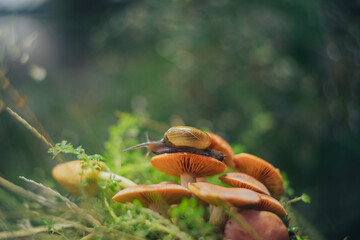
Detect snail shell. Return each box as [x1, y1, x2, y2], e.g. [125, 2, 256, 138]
[164, 126, 211, 150]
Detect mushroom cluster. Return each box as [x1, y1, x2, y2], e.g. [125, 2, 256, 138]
[51, 126, 289, 240]
[112, 126, 228, 217]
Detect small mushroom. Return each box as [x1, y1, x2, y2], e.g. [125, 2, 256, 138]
[52, 160, 137, 197]
[151, 152, 226, 188]
[233, 153, 284, 200]
[219, 172, 270, 195]
[224, 209, 289, 240]
[254, 193, 287, 218]
[206, 132, 235, 168]
[188, 182, 260, 229]
[218, 173, 286, 218]
[112, 184, 192, 218]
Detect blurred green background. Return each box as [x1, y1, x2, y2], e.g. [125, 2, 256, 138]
[0, 0, 359, 239]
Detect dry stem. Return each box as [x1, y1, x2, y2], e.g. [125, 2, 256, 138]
[5, 107, 53, 149]
[0, 221, 92, 240]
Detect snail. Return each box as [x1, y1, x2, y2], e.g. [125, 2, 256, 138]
[165, 126, 212, 149]
[123, 126, 225, 161]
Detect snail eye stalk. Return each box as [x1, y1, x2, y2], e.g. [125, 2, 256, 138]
[122, 142, 152, 153]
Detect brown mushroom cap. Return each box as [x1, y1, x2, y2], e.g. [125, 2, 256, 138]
[219, 172, 270, 196]
[233, 153, 284, 199]
[225, 210, 289, 240]
[150, 152, 226, 178]
[206, 132, 235, 168]
[112, 184, 192, 207]
[188, 182, 260, 207]
[52, 160, 105, 197]
[254, 193, 287, 218]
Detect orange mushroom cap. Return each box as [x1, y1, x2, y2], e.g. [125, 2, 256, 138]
[52, 160, 106, 197]
[112, 184, 191, 207]
[206, 132, 235, 168]
[254, 193, 287, 218]
[188, 182, 260, 207]
[150, 152, 226, 178]
[219, 172, 270, 196]
[233, 153, 284, 200]
[225, 210, 289, 240]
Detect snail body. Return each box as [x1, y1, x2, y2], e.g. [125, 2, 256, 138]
[123, 126, 224, 161]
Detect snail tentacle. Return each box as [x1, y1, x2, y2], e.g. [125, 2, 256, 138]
[122, 140, 164, 153]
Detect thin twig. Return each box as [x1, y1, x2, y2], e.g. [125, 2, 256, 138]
[0, 176, 101, 228]
[104, 196, 118, 221]
[5, 107, 53, 149]
[0, 176, 47, 204]
[0, 99, 4, 112]
[286, 196, 304, 206]
[19, 176, 102, 227]
[145, 219, 193, 240]
[80, 231, 97, 240]
[20, 176, 75, 208]
[124, 203, 193, 240]
[0, 221, 91, 239]
[0, 69, 64, 162]
[91, 227, 147, 240]
[2, 210, 91, 233]
[0, 68, 55, 147]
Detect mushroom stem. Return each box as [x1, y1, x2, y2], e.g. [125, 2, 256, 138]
[97, 171, 137, 188]
[180, 174, 195, 188]
[196, 177, 207, 182]
[148, 203, 169, 219]
[230, 207, 238, 215]
[209, 205, 228, 229]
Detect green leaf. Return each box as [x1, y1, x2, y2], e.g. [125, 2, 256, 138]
[302, 193, 311, 204]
